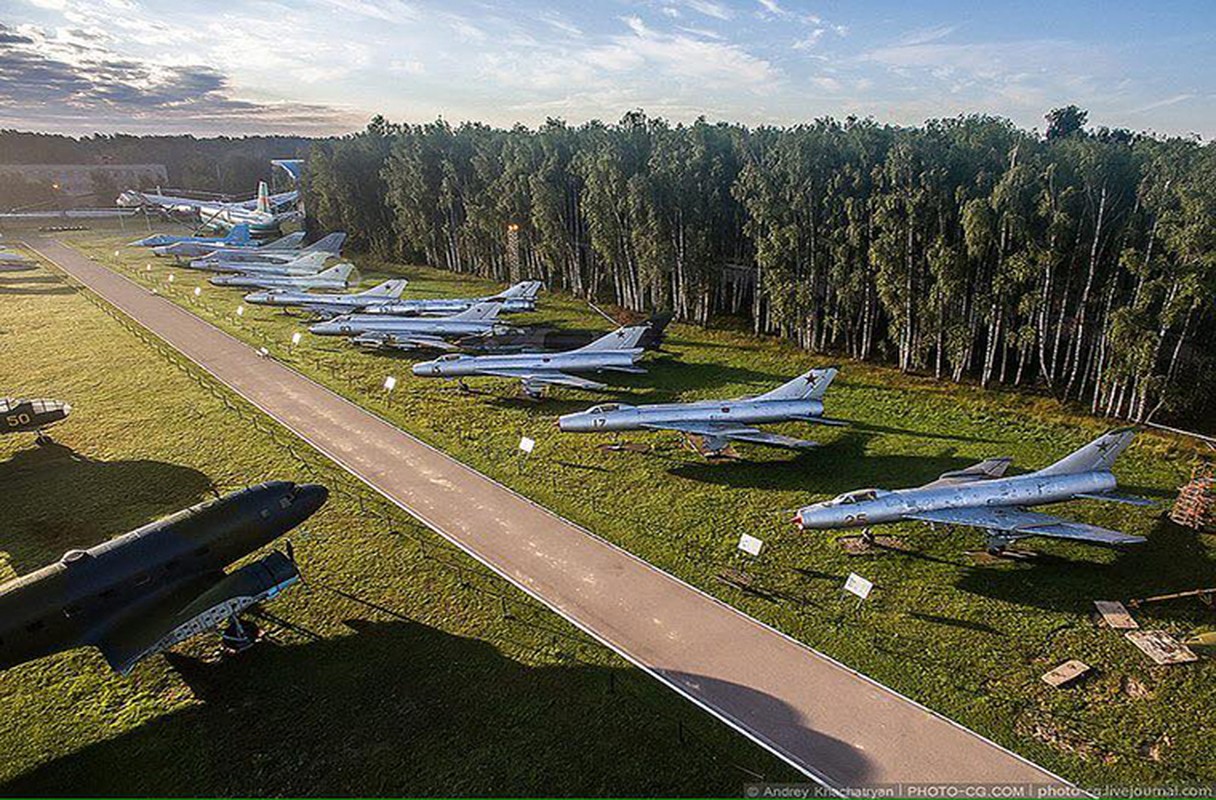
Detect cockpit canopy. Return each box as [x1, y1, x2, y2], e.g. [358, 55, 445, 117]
[831, 489, 881, 505]
[436, 354, 464, 362]
[586, 403, 634, 414]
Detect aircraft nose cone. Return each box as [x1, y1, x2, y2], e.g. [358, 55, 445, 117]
[411, 362, 431, 376]
[293, 483, 329, 517]
[61, 403, 72, 416]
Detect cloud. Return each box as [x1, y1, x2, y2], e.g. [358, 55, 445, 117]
[896, 25, 957, 47]
[0, 23, 358, 133]
[683, 0, 733, 21]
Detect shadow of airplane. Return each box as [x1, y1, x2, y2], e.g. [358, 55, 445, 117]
[3, 618, 805, 795]
[0, 442, 213, 575]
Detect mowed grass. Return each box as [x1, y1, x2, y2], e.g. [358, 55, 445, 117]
[55, 225, 1216, 789]
[0, 243, 798, 795]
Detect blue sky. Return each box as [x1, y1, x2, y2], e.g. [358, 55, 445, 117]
[1, 0, 1212, 137]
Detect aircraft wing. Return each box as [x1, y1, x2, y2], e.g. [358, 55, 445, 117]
[641, 421, 817, 450]
[479, 368, 606, 390]
[359, 334, 458, 352]
[91, 552, 298, 674]
[905, 506, 1145, 545]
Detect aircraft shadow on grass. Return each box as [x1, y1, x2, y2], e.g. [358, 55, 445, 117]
[0, 275, 76, 296]
[667, 434, 975, 496]
[953, 519, 1214, 615]
[3, 618, 818, 796]
[0, 442, 213, 575]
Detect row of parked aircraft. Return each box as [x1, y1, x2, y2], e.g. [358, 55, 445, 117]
[127, 227, 1155, 557]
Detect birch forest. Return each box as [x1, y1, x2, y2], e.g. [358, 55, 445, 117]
[303, 108, 1216, 425]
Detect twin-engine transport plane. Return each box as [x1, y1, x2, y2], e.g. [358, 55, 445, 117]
[413, 324, 651, 398]
[0, 481, 328, 675]
[1, 397, 71, 443]
[559, 367, 843, 456]
[210, 263, 354, 291]
[792, 429, 1151, 553]
[244, 279, 408, 316]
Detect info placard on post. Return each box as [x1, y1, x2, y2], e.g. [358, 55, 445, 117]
[737, 533, 764, 557]
[843, 572, 874, 600]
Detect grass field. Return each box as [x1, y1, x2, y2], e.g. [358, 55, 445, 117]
[20, 224, 1216, 790]
[0, 242, 799, 795]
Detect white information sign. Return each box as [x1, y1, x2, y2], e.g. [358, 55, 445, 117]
[383, 376, 398, 392]
[291, 332, 302, 347]
[843, 572, 874, 600]
[193, 286, 201, 297]
[518, 436, 536, 454]
[737, 533, 764, 557]
[236, 305, 244, 316]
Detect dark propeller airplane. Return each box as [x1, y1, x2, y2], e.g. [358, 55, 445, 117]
[0, 481, 327, 675]
[1, 397, 71, 444]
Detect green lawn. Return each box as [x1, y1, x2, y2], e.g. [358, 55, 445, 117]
[0, 241, 797, 795]
[31, 224, 1216, 789]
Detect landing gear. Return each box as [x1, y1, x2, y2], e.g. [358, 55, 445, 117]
[860, 528, 876, 546]
[34, 430, 53, 447]
[983, 531, 1013, 556]
[221, 614, 260, 653]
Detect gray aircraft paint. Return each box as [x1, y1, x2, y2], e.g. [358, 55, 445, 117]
[792, 429, 1149, 551]
[244, 279, 408, 316]
[210, 262, 354, 291]
[558, 367, 840, 452]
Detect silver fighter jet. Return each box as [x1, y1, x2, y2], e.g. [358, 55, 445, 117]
[210, 262, 354, 291]
[558, 368, 843, 455]
[792, 428, 1151, 553]
[188, 232, 346, 269]
[310, 301, 507, 350]
[189, 249, 334, 277]
[412, 324, 651, 397]
[244, 279, 408, 316]
[363, 280, 543, 317]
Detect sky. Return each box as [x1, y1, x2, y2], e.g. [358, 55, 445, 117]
[1, 0, 1213, 138]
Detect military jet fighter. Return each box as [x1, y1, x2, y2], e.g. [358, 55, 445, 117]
[198, 250, 335, 279]
[412, 324, 652, 398]
[459, 312, 672, 354]
[559, 367, 842, 455]
[0, 481, 327, 675]
[311, 301, 508, 350]
[792, 428, 1151, 554]
[0, 250, 35, 271]
[187, 232, 346, 269]
[131, 223, 254, 249]
[1, 397, 71, 444]
[364, 280, 543, 317]
[154, 230, 306, 260]
[244, 279, 408, 316]
[210, 262, 354, 291]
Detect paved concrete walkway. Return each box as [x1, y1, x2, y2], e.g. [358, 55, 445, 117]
[32, 238, 1074, 792]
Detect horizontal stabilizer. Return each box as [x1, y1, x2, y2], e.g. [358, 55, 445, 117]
[1074, 491, 1155, 507]
[448, 301, 503, 321]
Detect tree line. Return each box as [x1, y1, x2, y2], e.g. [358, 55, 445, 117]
[304, 109, 1215, 426]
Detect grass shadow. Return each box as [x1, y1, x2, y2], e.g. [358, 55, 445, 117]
[0, 442, 213, 575]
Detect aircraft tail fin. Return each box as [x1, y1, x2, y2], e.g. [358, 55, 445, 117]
[756, 367, 838, 402]
[573, 325, 649, 353]
[303, 232, 346, 254]
[449, 301, 503, 321]
[225, 223, 252, 244]
[317, 262, 354, 281]
[1037, 428, 1137, 476]
[255, 181, 272, 214]
[492, 280, 543, 301]
[358, 279, 407, 298]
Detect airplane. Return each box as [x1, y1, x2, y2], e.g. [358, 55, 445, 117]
[558, 367, 843, 456]
[117, 181, 299, 236]
[1, 397, 71, 444]
[130, 223, 254, 250]
[152, 230, 306, 260]
[0, 250, 35, 271]
[210, 263, 355, 291]
[412, 324, 652, 398]
[187, 232, 346, 269]
[0, 481, 327, 675]
[310, 301, 508, 350]
[791, 428, 1152, 554]
[244, 279, 408, 316]
[460, 312, 673, 353]
[198, 250, 337, 279]
[363, 280, 543, 317]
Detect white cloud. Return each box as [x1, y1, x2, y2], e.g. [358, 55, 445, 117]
[683, 0, 733, 21]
